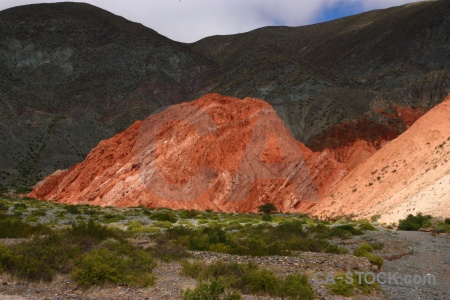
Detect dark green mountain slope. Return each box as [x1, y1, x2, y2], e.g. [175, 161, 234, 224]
[0, 2, 213, 185]
[190, 0, 450, 148]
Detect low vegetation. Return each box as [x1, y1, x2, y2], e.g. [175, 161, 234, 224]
[353, 243, 383, 266]
[328, 272, 381, 296]
[181, 260, 314, 299]
[397, 213, 432, 231]
[396, 212, 450, 234]
[0, 194, 431, 298]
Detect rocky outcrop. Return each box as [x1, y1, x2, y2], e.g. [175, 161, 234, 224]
[307, 94, 450, 223]
[30, 94, 346, 212]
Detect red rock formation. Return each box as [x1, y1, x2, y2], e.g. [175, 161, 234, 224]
[323, 140, 378, 170]
[30, 94, 346, 212]
[307, 94, 450, 223]
[310, 106, 428, 170]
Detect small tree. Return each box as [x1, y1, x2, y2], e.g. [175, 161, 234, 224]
[258, 203, 276, 215]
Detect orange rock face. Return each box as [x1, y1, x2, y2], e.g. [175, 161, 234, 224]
[30, 94, 345, 213]
[307, 94, 450, 223]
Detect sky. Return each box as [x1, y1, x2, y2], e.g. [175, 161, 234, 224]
[0, 0, 422, 43]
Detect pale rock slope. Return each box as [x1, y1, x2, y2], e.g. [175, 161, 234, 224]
[307, 94, 450, 223]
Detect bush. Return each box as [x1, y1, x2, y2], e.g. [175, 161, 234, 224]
[258, 203, 276, 215]
[0, 213, 48, 238]
[334, 224, 363, 235]
[354, 243, 373, 256]
[150, 239, 189, 261]
[358, 221, 377, 231]
[244, 269, 279, 295]
[13, 203, 27, 210]
[70, 220, 118, 240]
[366, 253, 384, 266]
[354, 243, 383, 266]
[65, 204, 81, 214]
[397, 213, 432, 231]
[261, 214, 272, 221]
[181, 260, 314, 299]
[178, 209, 201, 219]
[445, 218, 450, 225]
[0, 233, 75, 281]
[0, 202, 8, 211]
[72, 247, 156, 287]
[279, 273, 315, 300]
[182, 279, 242, 300]
[328, 273, 381, 296]
[433, 227, 446, 234]
[151, 210, 178, 223]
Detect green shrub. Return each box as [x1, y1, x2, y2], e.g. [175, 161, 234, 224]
[371, 214, 381, 222]
[358, 221, 377, 231]
[328, 273, 381, 296]
[0, 202, 8, 211]
[101, 213, 126, 223]
[181, 261, 313, 299]
[150, 239, 189, 261]
[433, 227, 446, 234]
[244, 269, 279, 295]
[1, 233, 75, 281]
[72, 247, 156, 287]
[261, 214, 272, 221]
[334, 224, 363, 235]
[366, 253, 383, 266]
[258, 203, 277, 215]
[178, 209, 201, 219]
[70, 220, 118, 240]
[151, 210, 178, 223]
[354, 243, 373, 256]
[0, 213, 47, 238]
[279, 273, 314, 300]
[445, 218, 450, 225]
[182, 279, 242, 300]
[31, 209, 47, 216]
[65, 204, 81, 214]
[398, 213, 432, 231]
[13, 203, 27, 210]
[354, 243, 383, 266]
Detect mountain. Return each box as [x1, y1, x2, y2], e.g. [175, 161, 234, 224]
[0, 2, 213, 185]
[1, 1, 450, 187]
[29, 94, 346, 212]
[307, 94, 450, 223]
[190, 0, 450, 151]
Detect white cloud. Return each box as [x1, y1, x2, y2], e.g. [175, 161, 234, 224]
[0, 0, 421, 42]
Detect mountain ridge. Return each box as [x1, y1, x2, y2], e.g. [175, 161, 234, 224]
[1, 0, 449, 186]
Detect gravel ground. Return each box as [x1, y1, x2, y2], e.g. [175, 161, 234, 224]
[381, 231, 450, 300]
